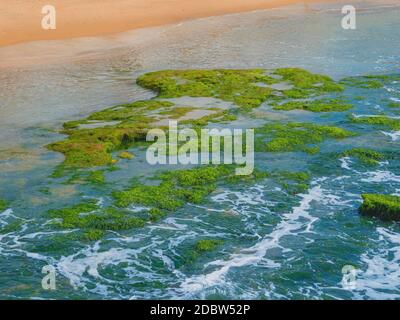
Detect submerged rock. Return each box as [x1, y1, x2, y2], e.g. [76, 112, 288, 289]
[359, 194, 400, 221]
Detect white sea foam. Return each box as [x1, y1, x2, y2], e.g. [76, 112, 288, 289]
[361, 170, 400, 183]
[179, 181, 330, 294]
[351, 113, 400, 119]
[381, 130, 400, 141]
[355, 228, 400, 299]
[340, 157, 356, 171]
[57, 243, 133, 288]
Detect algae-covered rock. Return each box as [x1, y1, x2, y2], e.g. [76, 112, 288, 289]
[359, 194, 400, 221]
[47, 68, 347, 170]
[137, 68, 343, 109]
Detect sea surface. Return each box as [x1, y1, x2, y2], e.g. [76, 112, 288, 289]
[0, 1, 400, 299]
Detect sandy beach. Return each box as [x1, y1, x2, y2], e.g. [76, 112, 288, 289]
[0, 0, 334, 47]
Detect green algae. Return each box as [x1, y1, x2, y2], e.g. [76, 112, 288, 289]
[0, 221, 22, 234]
[181, 109, 238, 127]
[349, 115, 400, 130]
[113, 166, 235, 210]
[159, 106, 194, 119]
[271, 171, 311, 194]
[340, 74, 400, 89]
[388, 101, 400, 108]
[82, 229, 105, 241]
[273, 68, 344, 98]
[64, 170, 105, 185]
[47, 201, 146, 237]
[87, 170, 106, 185]
[0, 199, 8, 211]
[359, 194, 400, 221]
[340, 77, 383, 89]
[87, 100, 173, 121]
[137, 69, 277, 110]
[48, 165, 268, 240]
[47, 100, 171, 168]
[272, 98, 352, 112]
[113, 165, 266, 216]
[255, 122, 355, 154]
[47, 68, 348, 170]
[195, 239, 223, 252]
[184, 239, 224, 264]
[137, 68, 344, 110]
[340, 148, 385, 166]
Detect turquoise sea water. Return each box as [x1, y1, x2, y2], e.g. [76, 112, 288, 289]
[0, 2, 400, 299]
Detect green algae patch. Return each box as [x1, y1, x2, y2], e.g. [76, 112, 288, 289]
[113, 166, 233, 210]
[82, 229, 105, 241]
[181, 109, 238, 127]
[273, 68, 344, 98]
[87, 100, 173, 121]
[273, 99, 352, 113]
[0, 199, 8, 211]
[87, 170, 106, 185]
[137, 69, 277, 110]
[340, 148, 385, 166]
[340, 74, 399, 89]
[388, 101, 400, 108]
[47, 100, 172, 169]
[113, 165, 266, 217]
[256, 122, 355, 154]
[48, 68, 347, 170]
[47, 200, 146, 238]
[48, 166, 267, 241]
[184, 239, 224, 264]
[0, 221, 22, 234]
[273, 171, 311, 194]
[64, 170, 106, 185]
[137, 68, 344, 110]
[159, 106, 194, 119]
[359, 194, 400, 221]
[349, 115, 400, 130]
[195, 239, 223, 252]
[118, 151, 135, 160]
[340, 76, 383, 89]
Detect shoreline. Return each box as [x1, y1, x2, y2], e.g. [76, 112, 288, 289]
[1, 0, 335, 48]
[0, 0, 397, 69]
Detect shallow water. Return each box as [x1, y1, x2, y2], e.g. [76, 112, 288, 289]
[1, 1, 400, 299]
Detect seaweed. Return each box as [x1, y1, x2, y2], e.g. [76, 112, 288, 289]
[359, 194, 400, 221]
[349, 115, 400, 130]
[273, 98, 352, 112]
[340, 148, 385, 166]
[255, 122, 355, 154]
